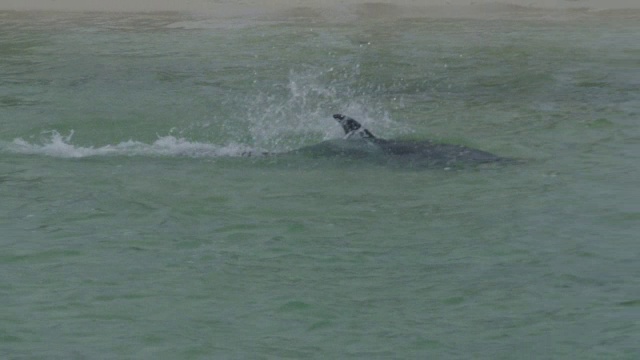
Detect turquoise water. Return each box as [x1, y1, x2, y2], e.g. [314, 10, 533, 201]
[1, 10, 639, 359]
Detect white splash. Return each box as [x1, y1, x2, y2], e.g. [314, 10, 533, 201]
[3, 131, 260, 159]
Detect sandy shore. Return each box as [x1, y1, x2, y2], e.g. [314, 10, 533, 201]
[2, 0, 639, 14]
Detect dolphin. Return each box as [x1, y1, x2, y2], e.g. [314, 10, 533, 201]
[290, 114, 509, 167]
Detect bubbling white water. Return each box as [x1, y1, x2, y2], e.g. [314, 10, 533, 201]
[4, 131, 261, 159]
[240, 67, 409, 152]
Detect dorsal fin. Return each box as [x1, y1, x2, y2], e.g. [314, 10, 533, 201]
[332, 114, 376, 139]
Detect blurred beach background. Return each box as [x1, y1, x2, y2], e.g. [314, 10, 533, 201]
[2, 0, 640, 14]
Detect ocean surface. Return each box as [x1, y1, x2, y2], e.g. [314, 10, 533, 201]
[1, 8, 639, 359]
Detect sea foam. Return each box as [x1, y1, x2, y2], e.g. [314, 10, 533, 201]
[3, 131, 260, 159]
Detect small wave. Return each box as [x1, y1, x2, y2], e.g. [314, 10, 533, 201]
[2, 131, 261, 159]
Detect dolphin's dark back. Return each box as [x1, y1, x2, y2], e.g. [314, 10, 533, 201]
[311, 114, 513, 167]
[374, 139, 500, 160]
[369, 139, 505, 165]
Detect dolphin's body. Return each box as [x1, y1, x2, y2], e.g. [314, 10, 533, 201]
[290, 114, 508, 167]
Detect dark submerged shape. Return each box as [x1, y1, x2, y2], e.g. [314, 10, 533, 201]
[293, 114, 508, 168]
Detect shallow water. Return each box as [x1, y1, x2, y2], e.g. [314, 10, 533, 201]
[1, 10, 639, 359]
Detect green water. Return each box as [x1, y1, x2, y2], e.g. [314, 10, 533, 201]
[1, 10, 639, 359]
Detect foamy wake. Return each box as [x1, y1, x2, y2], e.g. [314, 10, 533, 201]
[3, 131, 262, 159]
